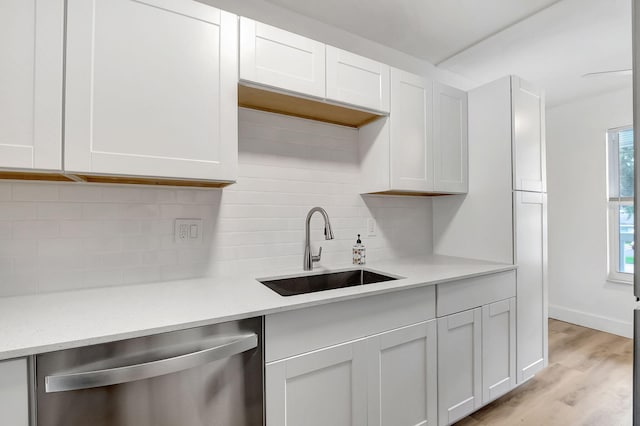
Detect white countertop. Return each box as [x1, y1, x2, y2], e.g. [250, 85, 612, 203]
[0, 255, 515, 361]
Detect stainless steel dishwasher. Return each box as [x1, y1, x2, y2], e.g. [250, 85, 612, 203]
[35, 317, 263, 426]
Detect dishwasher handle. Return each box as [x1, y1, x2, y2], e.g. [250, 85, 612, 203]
[45, 332, 258, 393]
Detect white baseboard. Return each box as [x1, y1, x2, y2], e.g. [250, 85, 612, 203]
[548, 305, 632, 338]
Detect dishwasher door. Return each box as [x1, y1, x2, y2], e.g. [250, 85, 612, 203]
[35, 317, 263, 426]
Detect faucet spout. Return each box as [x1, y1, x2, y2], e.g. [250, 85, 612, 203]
[304, 207, 334, 271]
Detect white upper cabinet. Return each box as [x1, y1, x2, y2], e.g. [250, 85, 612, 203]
[390, 69, 434, 192]
[360, 69, 467, 195]
[433, 82, 468, 194]
[240, 17, 325, 98]
[512, 76, 546, 192]
[239, 18, 390, 115]
[64, 0, 238, 182]
[326, 47, 390, 113]
[0, 0, 63, 171]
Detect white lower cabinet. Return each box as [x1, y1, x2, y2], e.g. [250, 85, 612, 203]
[437, 308, 482, 426]
[0, 357, 29, 426]
[367, 321, 438, 426]
[266, 340, 368, 426]
[437, 298, 517, 425]
[266, 320, 437, 426]
[482, 298, 516, 404]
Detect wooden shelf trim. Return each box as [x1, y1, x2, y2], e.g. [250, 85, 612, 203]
[238, 84, 384, 128]
[0, 170, 234, 188]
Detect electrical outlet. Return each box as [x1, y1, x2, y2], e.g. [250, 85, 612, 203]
[367, 218, 377, 237]
[174, 219, 203, 244]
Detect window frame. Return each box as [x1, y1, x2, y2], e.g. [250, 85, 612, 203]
[606, 125, 634, 284]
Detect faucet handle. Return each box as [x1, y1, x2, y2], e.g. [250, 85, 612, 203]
[311, 246, 322, 263]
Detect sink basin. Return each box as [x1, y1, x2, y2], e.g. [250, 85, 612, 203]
[258, 269, 399, 296]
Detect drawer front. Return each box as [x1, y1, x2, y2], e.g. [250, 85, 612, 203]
[436, 270, 516, 317]
[266, 285, 436, 362]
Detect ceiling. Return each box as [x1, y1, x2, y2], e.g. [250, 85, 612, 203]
[265, 0, 632, 106]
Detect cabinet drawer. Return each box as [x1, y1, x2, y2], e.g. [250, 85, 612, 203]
[265, 285, 435, 362]
[436, 270, 515, 317]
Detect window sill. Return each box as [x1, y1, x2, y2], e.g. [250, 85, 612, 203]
[606, 277, 633, 285]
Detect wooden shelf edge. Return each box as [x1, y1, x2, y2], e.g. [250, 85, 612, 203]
[0, 170, 234, 189]
[238, 84, 385, 128]
[363, 190, 464, 197]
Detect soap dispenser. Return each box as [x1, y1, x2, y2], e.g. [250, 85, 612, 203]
[352, 234, 366, 265]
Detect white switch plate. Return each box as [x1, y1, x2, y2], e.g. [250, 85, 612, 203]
[367, 218, 376, 237]
[174, 219, 203, 244]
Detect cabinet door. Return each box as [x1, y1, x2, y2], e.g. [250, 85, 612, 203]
[0, 358, 29, 426]
[437, 308, 482, 426]
[511, 76, 546, 192]
[389, 69, 434, 192]
[482, 298, 516, 404]
[367, 320, 437, 426]
[266, 340, 367, 426]
[433, 82, 468, 194]
[515, 191, 548, 383]
[64, 0, 238, 181]
[0, 0, 63, 170]
[326, 46, 390, 113]
[240, 17, 325, 98]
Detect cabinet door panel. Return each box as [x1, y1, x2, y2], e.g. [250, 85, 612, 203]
[240, 17, 325, 98]
[368, 321, 437, 426]
[515, 191, 548, 383]
[65, 0, 237, 180]
[433, 82, 468, 193]
[266, 341, 367, 426]
[0, 358, 29, 426]
[390, 69, 433, 192]
[437, 308, 481, 426]
[482, 298, 516, 404]
[512, 76, 546, 192]
[0, 0, 63, 170]
[326, 47, 390, 113]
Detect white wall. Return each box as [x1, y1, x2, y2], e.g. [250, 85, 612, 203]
[546, 85, 635, 337]
[0, 109, 433, 297]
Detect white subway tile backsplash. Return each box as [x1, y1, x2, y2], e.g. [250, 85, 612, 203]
[0, 108, 432, 296]
[0, 203, 37, 220]
[37, 203, 82, 220]
[12, 182, 59, 201]
[59, 184, 103, 202]
[83, 269, 124, 289]
[0, 183, 11, 200]
[0, 239, 38, 257]
[101, 187, 142, 203]
[12, 221, 60, 239]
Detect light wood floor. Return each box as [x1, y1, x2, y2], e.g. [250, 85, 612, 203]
[456, 319, 633, 426]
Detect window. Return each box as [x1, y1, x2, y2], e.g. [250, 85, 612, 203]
[607, 126, 634, 282]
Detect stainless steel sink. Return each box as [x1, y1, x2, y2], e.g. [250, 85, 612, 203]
[258, 269, 399, 296]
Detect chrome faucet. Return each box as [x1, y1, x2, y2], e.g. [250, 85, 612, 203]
[304, 207, 334, 270]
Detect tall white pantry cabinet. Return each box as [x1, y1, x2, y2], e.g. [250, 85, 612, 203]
[433, 75, 548, 385]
